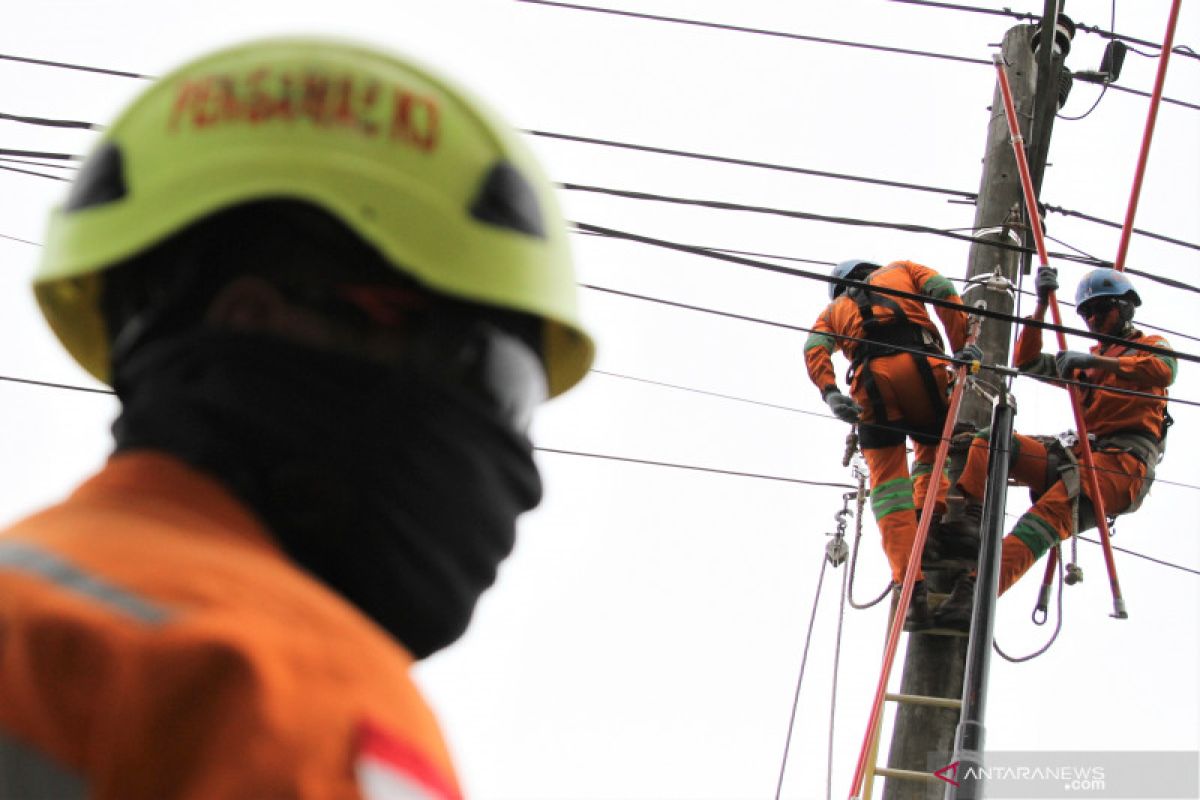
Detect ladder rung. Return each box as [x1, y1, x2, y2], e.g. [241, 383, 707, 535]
[885, 691, 962, 710]
[873, 766, 943, 783]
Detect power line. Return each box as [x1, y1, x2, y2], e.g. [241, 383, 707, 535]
[0, 111, 97, 130]
[573, 229, 1200, 346]
[586, 367, 1200, 494]
[6, 130, 1197, 256]
[0, 163, 66, 181]
[528, 130, 977, 200]
[883, 0, 1200, 63]
[0, 52, 149, 79]
[566, 185, 1200, 295]
[572, 222, 1199, 365]
[580, 279, 1200, 409]
[535, 447, 856, 489]
[515, 0, 990, 66]
[515, 0, 1200, 111]
[1077, 535, 1200, 577]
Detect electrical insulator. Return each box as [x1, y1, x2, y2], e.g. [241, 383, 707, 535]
[1031, 13, 1077, 59]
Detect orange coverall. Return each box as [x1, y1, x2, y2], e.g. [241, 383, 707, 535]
[956, 321, 1175, 595]
[805, 261, 969, 583]
[0, 452, 461, 800]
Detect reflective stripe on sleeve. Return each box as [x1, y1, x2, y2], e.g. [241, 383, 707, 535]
[0, 733, 87, 800]
[0, 541, 170, 625]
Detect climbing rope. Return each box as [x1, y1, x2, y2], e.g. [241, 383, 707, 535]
[845, 465, 892, 610]
[994, 544, 1065, 663]
[774, 532, 836, 799]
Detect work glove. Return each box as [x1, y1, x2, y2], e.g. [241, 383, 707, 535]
[823, 389, 862, 424]
[1055, 350, 1097, 376]
[952, 343, 983, 365]
[1035, 266, 1058, 303]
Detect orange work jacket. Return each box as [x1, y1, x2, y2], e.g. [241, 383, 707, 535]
[0, 451, 461, 800]
[1015, 322, 1175, 440]
[804, 260, 969, 394]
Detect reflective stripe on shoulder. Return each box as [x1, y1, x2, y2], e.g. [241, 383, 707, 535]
[0, 541, 170, 625]
[0, 732, 87, 800]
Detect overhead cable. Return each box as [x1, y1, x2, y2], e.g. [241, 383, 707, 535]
[572, 221, 1198, 364]
[515, 0, 1199, 111]
[7, 133, 1196, 255]
[528, 129, 977, 200]
[515, 0, 990, 65]
[574, 229, 1200, 347]
[0, 163, 66, 181]
[566, 184, 1200, 294]
[0, 52, 150, 79]
[884, 0, 1200, 63]
[535, 446, 856, 489]
[0, 111, 97, 130]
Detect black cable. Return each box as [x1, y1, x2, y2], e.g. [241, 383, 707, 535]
[884, 0, 1200, 64]
[0, 231, 41, 247]
[517, 0, 1200, 110]
[1077, 535, 1200, 577]
[528, 129, 977, 200]
[580, 280, 1200, 408]
[563, 182, 1115, 271]
[0, 147, 79, 161]
[8, 133, 1196, 256]
[0, 156, 77, 171]
[592, 367, 1200, 494]
[535, 447, 859, 489]
[515, 0, 990, 66]
[1044, 203, 1199, 254]
[568, 217, 1200, 357]
[0, 111, 97, 130]
[0, 163, 66, 181]
[0, 52, 150, 79]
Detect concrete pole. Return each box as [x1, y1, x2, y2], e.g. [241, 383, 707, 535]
[881, 25, 1040, 800]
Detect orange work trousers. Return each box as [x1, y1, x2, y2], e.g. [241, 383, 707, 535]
[853, 351, 953, 584]
[957, 432, 1149, 595]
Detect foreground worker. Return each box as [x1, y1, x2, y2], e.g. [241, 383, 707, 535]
[805, 259, 977, 630]
[936, 267, 1174, 629]
[0, 38, 593, 798]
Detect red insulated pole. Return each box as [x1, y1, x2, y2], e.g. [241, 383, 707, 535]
[993, 55, 1127, 618]
[846, 327, 980, 799]
[1113, 0, 1184, 272]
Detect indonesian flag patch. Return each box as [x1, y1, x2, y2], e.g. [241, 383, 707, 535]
[355, 719, 462, 800]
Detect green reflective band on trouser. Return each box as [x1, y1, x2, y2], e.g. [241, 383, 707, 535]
[0, 734, 86, 800]
[1012, 512, 1060, 559]
[804, 331, 836, 354]
[910, 461, 945, 479]
[871, 477, 915, 519]
[0, 541, 170, 625]
[920, 274, 958, 300]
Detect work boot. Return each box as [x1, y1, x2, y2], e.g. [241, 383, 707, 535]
[934, 572, 977, 632]
[935, 497, 983, 561]
[897, 580, 935, 632]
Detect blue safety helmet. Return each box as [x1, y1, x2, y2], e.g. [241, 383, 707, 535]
[1075, 268, 1141, 309]
[830, 259, 881, 299]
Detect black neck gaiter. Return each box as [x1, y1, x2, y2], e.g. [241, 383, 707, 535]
[112, 330, 543, 658]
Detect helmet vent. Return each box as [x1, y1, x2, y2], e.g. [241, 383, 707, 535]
[469, 161, 545, 238]
[64, 142, 128, 212]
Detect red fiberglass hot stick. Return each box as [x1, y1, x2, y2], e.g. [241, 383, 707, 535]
[846, 320, 981, 799]
[1114, 0, 1184, 273]
[992, 54, 1126, 620]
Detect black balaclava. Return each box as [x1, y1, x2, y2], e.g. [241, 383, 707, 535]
[111, 328, 543, 658]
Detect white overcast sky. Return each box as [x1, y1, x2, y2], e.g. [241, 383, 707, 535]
[1, 2, 1198, 799]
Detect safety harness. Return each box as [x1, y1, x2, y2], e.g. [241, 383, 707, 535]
[1035, 329, 1171, 532]
[845, 273, 948, 450]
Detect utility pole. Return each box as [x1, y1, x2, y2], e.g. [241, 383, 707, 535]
[881, 5, 1071, 796]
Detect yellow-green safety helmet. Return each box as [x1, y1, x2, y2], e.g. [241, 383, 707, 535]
[35, 37, 594, 397]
